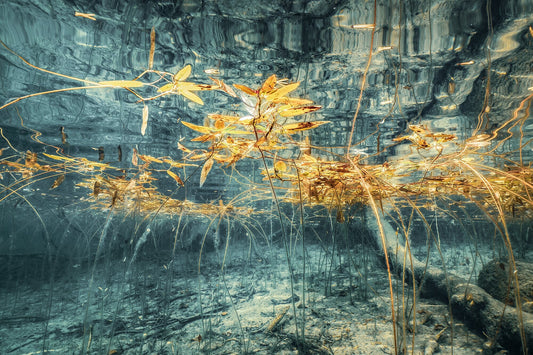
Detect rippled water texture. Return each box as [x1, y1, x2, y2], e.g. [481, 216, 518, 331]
[1, 0, 530, 152]
[1, 1, 533, 353]
[0, 0, 530, 237]
[0, 0, 531, 236]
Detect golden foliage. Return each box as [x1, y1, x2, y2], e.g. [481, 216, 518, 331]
[1, 28, 532, 227]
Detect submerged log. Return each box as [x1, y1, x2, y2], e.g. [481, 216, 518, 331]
[478, 259, 533, 310]
[364, 207, 533, 353]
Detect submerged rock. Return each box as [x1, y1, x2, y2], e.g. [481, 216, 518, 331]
[478, 259, 533, 311]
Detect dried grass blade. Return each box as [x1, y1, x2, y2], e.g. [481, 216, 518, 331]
[138, 154, 162, 163]
[141, 105, 148, 135]
[43, 153, 75, 162]
[98, 80, 144, 88]
[148, 27, 155, 70]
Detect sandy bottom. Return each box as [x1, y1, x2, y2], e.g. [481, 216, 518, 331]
[0, 237, 510, 354]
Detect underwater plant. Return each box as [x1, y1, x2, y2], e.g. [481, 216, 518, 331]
[1, 6, 533, 354]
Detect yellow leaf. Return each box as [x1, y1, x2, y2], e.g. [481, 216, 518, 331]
[260, 74, 277, 93]
[174, 65, 191, 82]
[254, 136, 268, 147]
[157, 83, 175, 93]
[200, 158, 214, 187]
[141, 105, 148, 135]
[191, 134, 216, 142]
[278, 105, 322, 117]
[167, 169, 184, 186]
[177, 142, 192, 153]
[222, 127, 254, 135]
[274, 160, 287, 172]
[208, 114, 240, 123]
[179, 89, 204, 105]
[266, 82, 300, 101]
[188, 153, 209, 161]
[282, 121, 330, 134]
[98, 80, 144, 88]
[182, 121, 212, 134]
[214, 120, 225, 130]
[138, 154, 163, 163]
[234, 84, 257, 96]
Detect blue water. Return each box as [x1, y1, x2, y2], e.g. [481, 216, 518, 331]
[1, 0, 533, 353]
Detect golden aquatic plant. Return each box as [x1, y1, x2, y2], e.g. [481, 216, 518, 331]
[2, 24, 533, 354]
[1, 40, 532, 221]
[1, 28, 532, 233]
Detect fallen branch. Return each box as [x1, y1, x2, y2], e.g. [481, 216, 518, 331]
[266, 305, 290, 333]
[365, 207, 533, 353]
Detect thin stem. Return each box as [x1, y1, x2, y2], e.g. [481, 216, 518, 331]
[346, 0, 377, 158]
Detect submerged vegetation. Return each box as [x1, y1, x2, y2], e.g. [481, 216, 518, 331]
[1, 16, 533, 354]
[3, 36, 532, 220]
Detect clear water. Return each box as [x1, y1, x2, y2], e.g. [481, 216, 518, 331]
[1, 0, 533, 353]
